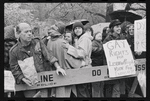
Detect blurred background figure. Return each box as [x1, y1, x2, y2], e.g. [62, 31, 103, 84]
[102, 27, 110, 42]
[120, 21, 132, 39]
[91, 31, 104, 97]
[84, 25, 94, 39]
[4, 25, 17, 71]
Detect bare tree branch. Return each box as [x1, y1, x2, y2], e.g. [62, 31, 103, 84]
[78, 4, 106, 19]
[130, 7, 146, 11]
[81, 11, 86, 19]
[46, 3, 62, 16]
[61, 12, 69, 18]
[136, 3, 146, 9]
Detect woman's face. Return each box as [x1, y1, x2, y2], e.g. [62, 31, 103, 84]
[95, 33, 102, 41]
[86, 29, 92, 36]
[64, 32, 72, 44]
[74, 27, 83, 36]
[128, 25, 134, 35]
[113, 25, 121, 34]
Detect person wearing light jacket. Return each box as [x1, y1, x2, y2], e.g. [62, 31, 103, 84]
[63, 21, 93, 97]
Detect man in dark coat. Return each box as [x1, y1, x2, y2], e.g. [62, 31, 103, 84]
[9, 23, 66, 97]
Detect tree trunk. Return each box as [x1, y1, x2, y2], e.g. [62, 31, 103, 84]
[105, 3, 113, 22]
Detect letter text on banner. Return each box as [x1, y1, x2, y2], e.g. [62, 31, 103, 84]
[134, 19, 146, 52]
[7, 59, 145, 92]
[103, 40, 136, 77]
[136, 59, 146, 97]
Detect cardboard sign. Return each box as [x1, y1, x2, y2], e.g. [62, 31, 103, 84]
[4, 70, 15, 92]
[134, 19, 146, 52]
[91, 23, 110, 35]
[7, 59, 145, 92]
[103, 40, 136, 77]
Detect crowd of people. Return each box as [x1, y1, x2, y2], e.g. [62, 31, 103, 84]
[4, 19, 146, 98]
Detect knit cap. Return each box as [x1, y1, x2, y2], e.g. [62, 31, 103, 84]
[73, 22, 84, 31]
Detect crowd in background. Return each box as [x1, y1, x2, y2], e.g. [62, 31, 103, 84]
[4, 19, 146, 98]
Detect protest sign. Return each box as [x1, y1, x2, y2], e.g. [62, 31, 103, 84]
[91, 23, 110, 35]
[4, 70, 15, 92]
[103, 40, 136, 77]
[134, 19, 146, 52]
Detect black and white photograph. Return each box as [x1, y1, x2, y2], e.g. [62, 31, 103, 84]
[4, 3, 146, 98]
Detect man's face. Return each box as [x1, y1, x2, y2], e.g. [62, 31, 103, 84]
[113, 25, 121, 34]
[74, 27, 83, 36]
[19, 24, 33, 42]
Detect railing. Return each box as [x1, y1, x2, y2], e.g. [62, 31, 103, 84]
[14, 59, 146, 91]
[5, 59, 146, 97]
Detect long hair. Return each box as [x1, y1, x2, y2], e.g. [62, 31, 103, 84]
[65, 30, 75, 46]
[102, 27, 109, 42]
[72, 28, 85, 39]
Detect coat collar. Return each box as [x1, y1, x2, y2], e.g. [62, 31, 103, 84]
[17, 38, 33, 54]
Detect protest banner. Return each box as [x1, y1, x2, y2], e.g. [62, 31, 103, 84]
[4, 70, 15, 92]
[91, 23, 110, 35]
[8, 59, 145, 92]
[134, 19, 146, 52]
[137, 59, 146, 97]
[103, 40, 136, 77]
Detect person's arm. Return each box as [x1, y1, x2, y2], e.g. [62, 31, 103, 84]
[38, 39, 66, 75]
[9, 50, 25, 84]
[92, 41, 103, 53]
[66, 37, 90, 59]
[54, 62, 66, 76]
[38, 39, 58, 65]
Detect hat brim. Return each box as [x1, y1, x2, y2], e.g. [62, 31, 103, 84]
[65, 19, 89, 30]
